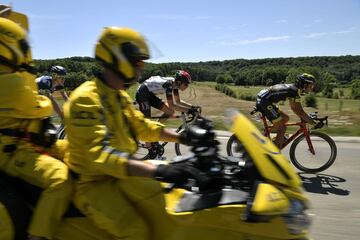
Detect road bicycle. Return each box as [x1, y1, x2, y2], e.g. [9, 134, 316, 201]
[227, 108, 337, 173]
[133, 111, 201, 160]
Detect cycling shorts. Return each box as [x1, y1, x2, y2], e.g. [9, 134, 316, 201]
[256, 98, 281, 123]
[135, 85, 165, 117]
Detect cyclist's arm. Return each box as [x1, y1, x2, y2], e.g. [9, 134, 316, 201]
[59, 89, 69, 101]
[289, 99, 315, 125]
[159, 128, 180, 143]
[173, 89, 193, 108]
[48, 93, 64, 120]
[166, 93, 189, 112]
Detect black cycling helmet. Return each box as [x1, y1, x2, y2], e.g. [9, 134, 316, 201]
[295, 73, 316, 87]
[174, 70, 192, 85]
[50, 65, 67, 75]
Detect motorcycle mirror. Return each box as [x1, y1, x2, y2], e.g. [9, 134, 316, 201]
[224, 108, 241, 129]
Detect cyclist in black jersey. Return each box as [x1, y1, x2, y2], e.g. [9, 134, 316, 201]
[256, 73, 317, 148]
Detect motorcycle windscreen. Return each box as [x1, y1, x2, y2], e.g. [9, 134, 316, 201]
[230, 113, 301, 188]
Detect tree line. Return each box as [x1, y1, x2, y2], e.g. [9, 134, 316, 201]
[34, 55, 360, 99]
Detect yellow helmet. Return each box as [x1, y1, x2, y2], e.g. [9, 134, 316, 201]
[0, 17, 33, 72]
[95, 27, 150, 83]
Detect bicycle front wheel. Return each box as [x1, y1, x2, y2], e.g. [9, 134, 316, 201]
[226, 134, 244, 157]
[133, 142, 150, 160]
[289, 131, 337, 173]
[174, 129, 192, 156]
[57, 124, 66, 139]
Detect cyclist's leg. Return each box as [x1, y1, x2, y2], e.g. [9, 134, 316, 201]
[272, 111, 289, 148]
[258, 102, 288, 148]
[136, 87, 152, 148]
[148, 92, 173, 124]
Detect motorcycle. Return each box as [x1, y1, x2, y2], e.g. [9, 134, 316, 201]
[0, 111, 311, 240]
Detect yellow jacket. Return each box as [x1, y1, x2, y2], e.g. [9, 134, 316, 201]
[63, 77, 164, 179]
[0, 71, 52, 129]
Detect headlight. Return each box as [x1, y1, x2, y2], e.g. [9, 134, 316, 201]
[283, 199, 312, 235]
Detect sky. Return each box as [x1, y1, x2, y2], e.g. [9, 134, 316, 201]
[5, 0, 360, 63]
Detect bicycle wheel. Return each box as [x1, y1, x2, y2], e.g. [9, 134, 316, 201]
[133, 142, 150, 160]
[174, 129, 192, 156]
[226, 134, 245, 158]
[289, 131, 337, 173]
[57, 124, 66, 139]
[174, 142, 192, 156]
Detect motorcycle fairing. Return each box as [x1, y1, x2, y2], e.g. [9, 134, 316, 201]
[174, 188, 249, 212]
[230, 113, 301, 188]
[247, 182, 289, 217]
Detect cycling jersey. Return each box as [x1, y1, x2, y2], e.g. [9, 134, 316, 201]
[257, 84, 301, 103]
[136, 76, 177, 117]
[36, 75, 53, 92]
[64, 77, 164, 178]
[256, 84, 301, 123]
[142, 76, 176, 96]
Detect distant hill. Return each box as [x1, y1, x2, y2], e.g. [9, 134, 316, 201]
[34, 55, 360, 89]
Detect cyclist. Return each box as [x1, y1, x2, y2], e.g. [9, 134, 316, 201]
[135, 70, 201, 158]
[36, 65, 69, 121]
[136, 70, 200, 123]
[255, 73, 317, 148]
[0, 17, 73, 240]
[63, 26, 210, 239]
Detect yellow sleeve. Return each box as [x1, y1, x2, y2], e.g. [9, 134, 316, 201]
[64, 90, 129, 179]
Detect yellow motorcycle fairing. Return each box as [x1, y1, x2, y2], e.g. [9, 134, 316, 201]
[163, 189, 307, 240]
[250, 182, 289, 215]
[230, 113, 302, 188]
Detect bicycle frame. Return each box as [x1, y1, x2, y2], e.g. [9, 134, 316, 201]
[137, 111, 201, 156]
[258, 113, 315, 153]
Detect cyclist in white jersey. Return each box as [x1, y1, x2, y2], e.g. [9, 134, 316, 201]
[36, 66, 68, 121]
[135, 70, 200, 157]
[136, 70, 200, 122]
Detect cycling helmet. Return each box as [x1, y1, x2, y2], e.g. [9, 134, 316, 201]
[95, 27, 149, 85]
[50, 65, 67, 75]
[0, 17, 33, 72]
[295, 73, 316, 87]
[174, 70, 192, 85]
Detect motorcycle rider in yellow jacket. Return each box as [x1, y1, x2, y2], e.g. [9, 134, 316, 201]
[63, 27, 209, 239]
[0, 17, 73, 240]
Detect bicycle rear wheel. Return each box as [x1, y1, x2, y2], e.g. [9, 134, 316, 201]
[289, 131, 337, 173]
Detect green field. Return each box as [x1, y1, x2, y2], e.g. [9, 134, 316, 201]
[53, 82, 360, 136]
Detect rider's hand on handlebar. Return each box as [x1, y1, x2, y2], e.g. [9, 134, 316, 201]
[154, 164, 210, 187]
[179, 125, 215, 147]
[313, 121, 325, 129]
[187, 106, 199, 116]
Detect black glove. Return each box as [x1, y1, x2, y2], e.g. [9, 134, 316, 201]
[179, 125, 215, 146]
[154, 164, 210, 187]
[313, 121, 324, 129]
[187, 106, 199, 116]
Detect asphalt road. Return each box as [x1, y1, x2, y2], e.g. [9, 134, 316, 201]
[160, 134, 360, 240]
